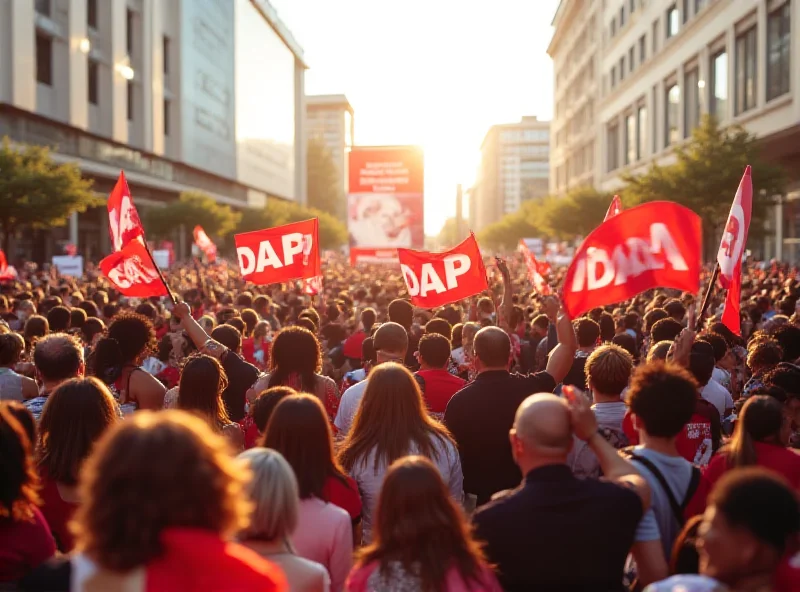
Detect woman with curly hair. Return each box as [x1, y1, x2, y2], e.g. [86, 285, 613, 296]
[250, 327, 339, 422]
[91, 312, 165, 412]
[0, 403, 56, 582]
[178, 354, 244, 451]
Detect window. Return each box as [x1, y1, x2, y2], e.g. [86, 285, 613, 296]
[88, 60, 99, 105]
[710, 50, 728, 120]
[695, 0, 706, 13]
[625, 113, 636, 164]
[735, 26, 757, 114]
[126, 81, 134, 121]
[620, 56, 626, 81]
[163, 36, 170, 75]
[652, 20, 659, 53]
[35, 0, 50, 16]
[35, 34, 52, 85]
[611, 17, 617, 37]
[767, 3, 791, 101]
[630, 0, 636, 13]
[611, 66, 617, 88]
[652, 86, 659, 152]
[682, 0, 690, 24]
[126, 9, 134, 54]
[607, 123, 620, 171]
[684, 68, 700, 137]
[620, 5, 626, 27]
[629, 46, 635, 72]
[87, 0, 98, 29]
[666, 5, 680, 38]
[639, 35, 646, 63]
[665, 83, 680, 147]
[164, 99, 171, 135]
[637, 105, 647, 160]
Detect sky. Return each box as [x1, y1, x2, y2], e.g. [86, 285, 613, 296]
[269, 0, 560, 236]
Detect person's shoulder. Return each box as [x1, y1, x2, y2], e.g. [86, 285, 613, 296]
[224, 541, 289, 588]
[342, 378, 367, 400]
[512, 370, 556, 390]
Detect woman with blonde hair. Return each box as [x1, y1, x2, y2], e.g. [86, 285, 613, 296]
[239, 448, 330, 592]
[338, 363, 462, 544]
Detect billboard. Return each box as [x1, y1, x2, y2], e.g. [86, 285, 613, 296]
[234, 0, 296, 200]
[347, 146, 424, 250]
[179, 0, 236, 179]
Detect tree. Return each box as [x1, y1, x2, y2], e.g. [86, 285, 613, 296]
[539, 187, 615, 239]
[436, 217, 463, 247]
[145, 190, 242, 240]
[622, 115, 787, 257]
[478, 201, 543, 249]
[235, 199, 348, 249]
[307, 136, 345, 218]
[0, 137, 99, 253]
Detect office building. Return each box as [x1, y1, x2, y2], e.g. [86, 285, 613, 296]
[306, 94, 354, 192]
[0, 0, 307, 262]
[470, 116, 550, 232]
[548, 0, 602, 195]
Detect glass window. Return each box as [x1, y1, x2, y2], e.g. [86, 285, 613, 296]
[607, 123, 619, 172]
[637, 106, 647, 160]
[630, 0, 636, 13]
[164, 99, 170, 135]
[35, 0, 50, 16]
[710, 50, 728, 120]
[666, 5, 680, 38]
[620, 56, 626, 81]
[665, 83, 680, 147]
[629, 47, 635, 72]
[127, 81, 134, 121]
[735, 26, 757, 114]
[652, 86, 659, 153]
[767, 3, 791, 101]
[695, 0, 706, 13]
[684, 68, 700, 137]
[88, 60, 99, 105]
[625, 113, 637, 164]
[126, 9, 134, 55]
[639, 35, 646, 63]
[652, 20, 659, 53]
[611, 17, 617, 37]
[87, 0, 98, 29]
[620, 5, 626, 27]
[682, 0, 690, 24]
[611, 66, 616, 88]
[35, 34, 52, 85]
[163, 36, 170, 75]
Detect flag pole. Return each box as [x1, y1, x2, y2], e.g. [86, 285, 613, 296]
[142, 240, 177, 304]
[695, 263, 720, 332]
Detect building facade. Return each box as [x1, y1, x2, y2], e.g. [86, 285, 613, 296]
[306, 94, 354, 192]
[0, 0, 307, 263]
[470, 116, 550, 232]
[548, 0, 602, 195]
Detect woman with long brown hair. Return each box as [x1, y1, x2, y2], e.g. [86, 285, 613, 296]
[338, 363, 462, 544]
[346, 456, 500, 592]
[178, 354, 244, 450]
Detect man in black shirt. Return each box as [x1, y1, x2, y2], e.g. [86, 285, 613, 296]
[473, 390, 650, 591]
[444, 308, 577, 506]
[562, 317, 601, 390]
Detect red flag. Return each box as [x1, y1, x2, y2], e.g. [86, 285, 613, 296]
[234, 218, 320, 285]
[193, 225, 217, 263]
[604, 195, 623, 221]
[0, 250, 16, 281]
[99, 240, 169, 297]
[718, 166, 752, 335]
[303, 276, 323, 295]
[518, 240, 551, 295]
[563, 202, 702, 318]
[107, 172, 145, 251]
[398, 234, 488, 308]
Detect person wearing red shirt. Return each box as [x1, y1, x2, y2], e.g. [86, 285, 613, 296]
[414, 333, 466, 421]
[343, 308, 377, 365]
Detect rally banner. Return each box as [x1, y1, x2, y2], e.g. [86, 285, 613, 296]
[398, 234, 488, 309]
[563, 201, 702, 318]
[234, 218, 320, 285]
[303, 276, 323, 295]
[99, 240, 169, 297]
[0, 250, 17, 281]
[107, 171, 145, 252]
[518, 240, 551, 295]
[349, 247, 400, 266]
[719, 166, 752, 335]
[193, 225, 217, 263]
[604, 195, 623, 221]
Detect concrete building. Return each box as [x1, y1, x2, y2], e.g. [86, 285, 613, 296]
[551, 0, 799, 260]
[548, 0, 602, 195]
[306, 94, 354, 194]
[470, 116, 550, 232]
[0, 0, 307, 263]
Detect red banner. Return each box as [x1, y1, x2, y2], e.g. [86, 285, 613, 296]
[303, 276, 323, 295]
[398, 234, 488, 309]
[107, 172, 145, 252]
[349, 247, 400, 266]
[604, 195, 623, 221]
[234, 218, 320, 285]
[719, 166, 752, 336]
[193, 225, 217, 263]
[518, 240, 551, 295]
[0, 250, 17, 281]
[99, 240, 169, 297]
[563, 202, 702, 318]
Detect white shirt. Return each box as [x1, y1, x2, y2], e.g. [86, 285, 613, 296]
[333, 379, 368, 435]
[701, 380, 734, 419]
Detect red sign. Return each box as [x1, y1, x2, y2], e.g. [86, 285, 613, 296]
[563, 202, 702, 318]
[397, 234, 488, 309]
[348, 147, 424, 194]
[107, 172, 145, 252]
[234, 218, 321, 285]
[99, 240, 168, 297]
[349, 247, 400, 266]
[193, 225, 217, 263]
[719, 166, 752, 335]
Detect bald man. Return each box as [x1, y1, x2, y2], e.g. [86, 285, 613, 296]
[472, 389, 650, 592]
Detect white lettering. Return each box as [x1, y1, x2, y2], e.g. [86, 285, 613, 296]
[587, 247, 614, 290]
[419, 264, 447, 297]
[650, 223, 688, 271]
[400, 264, 420, 296]
[256, 240, 283, 272]
[443, 254, 470, 289]
[282, 233, 304, 266]
[237, 247, 255, 275]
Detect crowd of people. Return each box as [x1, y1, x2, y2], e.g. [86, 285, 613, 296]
[1, 254, 799, 592]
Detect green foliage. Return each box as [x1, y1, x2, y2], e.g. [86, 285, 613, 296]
[307, 136, 345, 218]
[477, 200, 543, 249]
[436, 217, 463, 247]
[538, 187, 615, 239]
[145, 191, 242, 240]
[622, 115, 786, 254]
[236, 199, 348, 249]
[0, 137, 99, 252]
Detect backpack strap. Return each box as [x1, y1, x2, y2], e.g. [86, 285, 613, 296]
[622, 450, 698, 526]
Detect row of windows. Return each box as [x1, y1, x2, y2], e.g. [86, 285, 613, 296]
[500, 129, 550, 143]
[37, 0, 101, 33]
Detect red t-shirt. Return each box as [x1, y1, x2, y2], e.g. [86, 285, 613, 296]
[321, 474, 362, 522]
[0, 505, 56, 583]
[343, 331, 367, 360]
[415, 369, 467, 419]
[37, 470, 78, 552]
